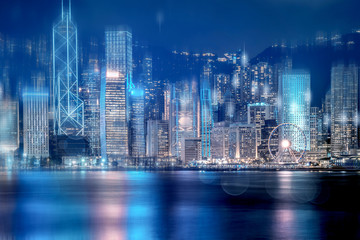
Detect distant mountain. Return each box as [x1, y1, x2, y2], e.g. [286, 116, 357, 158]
[250, 32, 360, 107]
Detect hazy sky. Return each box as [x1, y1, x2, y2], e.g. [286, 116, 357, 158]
[1, 0, 360, 56]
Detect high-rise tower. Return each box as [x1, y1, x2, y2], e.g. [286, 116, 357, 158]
[101, 27, 133, 163]
[52, 0, 84, 136]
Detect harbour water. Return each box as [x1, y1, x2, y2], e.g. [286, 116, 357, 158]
[0, 170, 359, 239]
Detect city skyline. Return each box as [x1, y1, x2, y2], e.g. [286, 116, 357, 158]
[1, 0, 360, 168]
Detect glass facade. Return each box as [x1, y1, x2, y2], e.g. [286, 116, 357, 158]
[23, 92, 49, 159]
[102, 28, 132, 162]
[331, 63, 358, 155]
[52, 4, 84, 136]
[279, 70, 311, 151]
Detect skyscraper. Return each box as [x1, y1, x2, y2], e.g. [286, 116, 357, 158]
[23, 91, 49, 160]
[169, 80, 199, 163]
[146, 120, 169, 159]
[331, 63, 358, 155]
[248, 103, 274, 158]
[129, 88, 145, 157]
[279, 70, 311, 151]
[101, 27, 132, 163]
[52, 0, 84, 136]
[200, 64, 213, 159]
[0, 99, 19, 167]
[81, 65, 101, 157]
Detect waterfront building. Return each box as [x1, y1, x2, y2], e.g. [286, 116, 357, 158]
[310, 107, 322, 151]
[169, 81, 199, 162]
[23, 91, 49, 160]
[200, 64, 213, 159]
[129, 88, 146, 157]
[0, 99, 19, 167]
[210, 122, 230, 162]
[184, 138, 202, 164]
[146, 120, 169, 159]
[247, 102, 275, 158]
[101, 27, 132, 163]
[278, 70, 311, 151]
[228, 123, 256, 161]
[330, 63, 358, 155]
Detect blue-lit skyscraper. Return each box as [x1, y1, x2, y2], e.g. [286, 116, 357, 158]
[101, 27, 133, 163]
[129, 88, 145, 157]
[200, 64, 213, 159]
[23, 91, 49, 160]
[279, 70, 311, 151]
[52, 0, 84, 136]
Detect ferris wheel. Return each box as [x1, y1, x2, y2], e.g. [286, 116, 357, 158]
[268, 123, 307, 163]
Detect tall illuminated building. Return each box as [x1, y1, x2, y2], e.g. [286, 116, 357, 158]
[330, 63, 358, 155]
[0, 99, 19, 167]
[233, 64, 251, 122]
[81, 65, 101, 157]
[247, 103, 274, 158]
[129, 88, 145, 157]
[250, 62, 274, 104]
[52, 0, 84, 136]
[200, 64, 213, 159]
[278, 70, 311, 151]
[101, 27, 133, 162]
[310, 107, 322, 151]
[23, 91, 49, 160]
[228, 123, 256, 161]
[169, 80, 199, 162]
[146, 120, 169, 159]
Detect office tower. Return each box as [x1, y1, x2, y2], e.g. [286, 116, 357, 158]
[146, 120, 169, 159]
[23, 91, 49, 160]
[219, 89, 236, 122]
[250, 62, 275, 104]
[228, 123, 256, 161]
[129, 88, 145, 157]
[52, 0, 84, 136]
[331, 63, 358, 155]
[163, 85, 171, 121]
[139, 54, 163, 121]
[310, 107, 322, 151]
[0, 99, 19, 167]
[214, 74, 234, 122]
[259, 119, 278, 160]
[81, 65, 101, 157]
[169, 80, 199, 162]
[278, 70, 311, 151]
[211, 122, 230, 162]
[247, 103, 275, 158]
[233, 64, 251, 122]
[200, 64, 213, 159]
[322, 90, 331, 139]
[214, 74, 232, 107]
[184, 138, 202, 164]
[101, 27, 132, 162]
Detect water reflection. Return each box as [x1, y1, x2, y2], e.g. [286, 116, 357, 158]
[0, 170, 359, 239]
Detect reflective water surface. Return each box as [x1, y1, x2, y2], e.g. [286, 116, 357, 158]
[0, 170, 360, 239]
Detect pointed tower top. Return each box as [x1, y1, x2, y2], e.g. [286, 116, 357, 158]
[61, 0, 64, 19]
[69, 0, 71, 20]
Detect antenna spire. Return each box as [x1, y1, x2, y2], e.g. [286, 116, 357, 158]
[69, 0, 71, 20]
[61, 0, 64, 19]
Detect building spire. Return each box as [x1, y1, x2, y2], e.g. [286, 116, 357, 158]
[61, 0, 64, 19]
[69, 0, 71, 20]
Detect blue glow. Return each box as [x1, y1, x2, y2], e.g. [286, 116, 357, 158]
[130, 88, 144, 97]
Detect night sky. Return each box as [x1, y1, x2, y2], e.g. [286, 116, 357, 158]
[1, 0, 360, 56]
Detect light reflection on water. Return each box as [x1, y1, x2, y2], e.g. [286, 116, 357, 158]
[0, 170, 359, 239]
